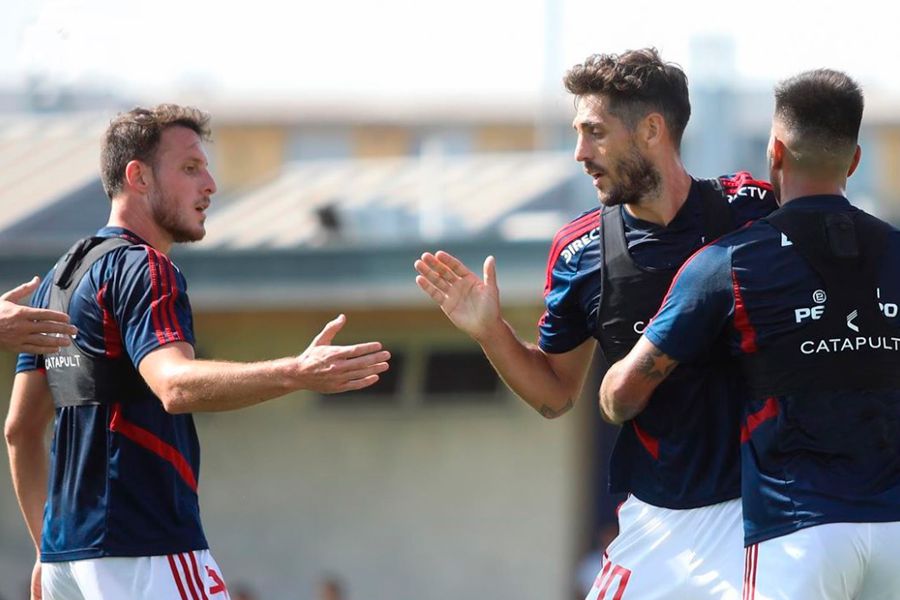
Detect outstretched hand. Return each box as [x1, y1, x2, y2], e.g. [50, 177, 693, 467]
[297, 314, 391, 393]
[414, 251, 501, 341]
[0, 277, 78, 354]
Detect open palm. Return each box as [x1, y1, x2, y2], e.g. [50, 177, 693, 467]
[414, 251, 500, 339]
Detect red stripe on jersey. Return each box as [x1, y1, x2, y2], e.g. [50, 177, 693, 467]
[109, 403, 198, 492]
[145, 248, 170, 344]
[188, 551, 210, 600]
[162, 255, 186, 341]
[96, 284, 122, 359]
[543, 211, 600, 295]
[151, 248, 178, 342]
[719, 171, 773, 194]
[731, 269, 758, 353]
[168, 554, 190, 600]
[632, 420, 660, 460]
[741, 397, 779, 443]
[177, 553, 202, 600]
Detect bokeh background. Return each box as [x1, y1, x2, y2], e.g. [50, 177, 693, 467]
[2, 1, 900, 598]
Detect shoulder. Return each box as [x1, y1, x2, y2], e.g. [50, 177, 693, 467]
[715, 171, 777, 222]
[543, 207, 601, 293]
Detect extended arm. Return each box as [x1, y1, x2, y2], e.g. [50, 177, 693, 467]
[599, 336, 680, 424]
[415, 251, 595, 418]
[139, 314, 391, 414]
[0, 277, 77, 354]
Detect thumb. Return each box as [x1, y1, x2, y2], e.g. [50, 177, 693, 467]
[483, 256, 498, 291]
[1, 276, 40, 303]
[311, 314, 346, 346]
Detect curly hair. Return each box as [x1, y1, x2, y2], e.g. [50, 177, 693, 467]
[101, 104, 211, 199]
[563, 48, 691, 148]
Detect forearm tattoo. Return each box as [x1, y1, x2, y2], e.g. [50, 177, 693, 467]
[634, 347, 677, 381]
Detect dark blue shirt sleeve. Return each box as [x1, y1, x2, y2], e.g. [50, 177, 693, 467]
[538, 211, 600, 353]
[644, 242, 734, 363]
[110, 246, 195, 368]
[15, 270, 55, 373]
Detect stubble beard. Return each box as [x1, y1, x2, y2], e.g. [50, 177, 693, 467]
[599, 146, 662, 208]
[149, 187, 205, 244]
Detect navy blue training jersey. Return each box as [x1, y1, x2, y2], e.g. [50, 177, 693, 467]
[646, 195, 900, 544]
[539, 173, 776, 508]
[17, 226, 208, 561]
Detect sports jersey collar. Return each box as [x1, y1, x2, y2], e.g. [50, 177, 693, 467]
[778, 195, 851, 212]
[621, 178, 701, 232]
[96, 226, 153, 247]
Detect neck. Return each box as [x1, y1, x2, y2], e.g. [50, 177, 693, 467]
[108, 196, 173, 254]
[623, 153, 692, 226]
[776, 171, 847, 207]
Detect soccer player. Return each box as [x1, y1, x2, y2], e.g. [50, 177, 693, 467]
[601, 69, 900, 599]
[414, 48, 775, 599]
[4, 104, 391, 600]
[0, 277, 77, 353]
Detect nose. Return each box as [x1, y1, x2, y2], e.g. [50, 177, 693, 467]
[203, 170, 217, 196]
[573, 133, 592, 163]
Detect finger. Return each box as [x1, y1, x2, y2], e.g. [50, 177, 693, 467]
[415, 275, 447, 304]
[414, 261, 452, 292]
[19, 333, 72, 351]
[422, 253, 463, 282]
[341, 361, 390, 381]
[334, 374, 381, 393]
[311, 314, 346, 346]
[25, 320, 77, 337]
[0, 276, 40, 303]
[339, 351, 391, 370]
[434, 251, 474, 279]
[483, 255, 498, 291]
[20, 306, 71, 324]
[336, 344, 388, 360]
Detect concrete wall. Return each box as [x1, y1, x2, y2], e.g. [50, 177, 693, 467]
[0, 306, 596, 600]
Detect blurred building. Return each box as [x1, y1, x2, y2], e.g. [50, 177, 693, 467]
[0, 81, 899, 599]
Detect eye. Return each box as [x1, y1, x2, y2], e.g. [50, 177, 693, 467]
[184, 164, 197, 174]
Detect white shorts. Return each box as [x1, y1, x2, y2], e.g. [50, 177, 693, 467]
[744, 521, 900, 600]
[586, 496, 743, 600]
[42, 550, 230, 600]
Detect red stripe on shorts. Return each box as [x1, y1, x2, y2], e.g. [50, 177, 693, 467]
[188, 551, 210, 600]
[168, 554, 189, 600]
[177, 553, 202, 600]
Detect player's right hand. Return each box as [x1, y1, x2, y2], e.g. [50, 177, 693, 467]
[296, 314, 391, 393]
[414, 251, 501, 341]
[0, 277, 78, 354]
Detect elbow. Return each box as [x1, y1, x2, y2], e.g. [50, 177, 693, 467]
[537, 398, 575, 420]
[4, 415, 38, 449]
[155, 381, 193, 415]
[599, 382, 647, 426]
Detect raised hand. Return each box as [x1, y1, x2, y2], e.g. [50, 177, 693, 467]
[414, 251, 501, 341]
[296, 314, 391, 393]
[0, 277, 78, 354]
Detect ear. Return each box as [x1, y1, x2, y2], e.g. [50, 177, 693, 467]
[847, 144, 862, 177]
[638, 113, 665, 148]
[124, 160, 151, 193]
[769, 137, 786, 171]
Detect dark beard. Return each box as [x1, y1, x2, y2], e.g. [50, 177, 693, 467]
[603, 147, 662, 207]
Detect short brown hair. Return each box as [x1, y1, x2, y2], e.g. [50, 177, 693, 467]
[101, 104, 211, 199]
[564, 48, 691, 148]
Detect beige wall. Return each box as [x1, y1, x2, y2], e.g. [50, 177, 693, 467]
[352, 126, 412, 158]
[876, 127, 900, 210]
[213, 126, 287, 192]
[474, 125, 537, 153]
[0, 306, 595, 600]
